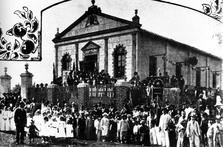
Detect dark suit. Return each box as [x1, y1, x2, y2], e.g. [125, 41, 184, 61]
[77, 116, 85, 139]
[72, 115, 77, 138]
[14, 107, 27, 144]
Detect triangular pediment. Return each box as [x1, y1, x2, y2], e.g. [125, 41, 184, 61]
[53, 9, 141, 43]
[61, 14, 130, 38]
[81, 41, 100, 51]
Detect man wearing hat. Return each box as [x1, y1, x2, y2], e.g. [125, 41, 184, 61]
[186, 112, 201, 147]
[100, 113, 109, 142]
[14, 101, 27, 144]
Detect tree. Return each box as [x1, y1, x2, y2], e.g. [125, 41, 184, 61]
[11, 84, 21, 94]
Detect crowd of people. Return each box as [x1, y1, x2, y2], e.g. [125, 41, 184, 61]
[0, 70, 222, 146]
[58, 69, 185, 91]
[65, 69, 117, 86]
[0, 93, 223, 146]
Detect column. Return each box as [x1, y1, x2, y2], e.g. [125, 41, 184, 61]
[164, 42, 168, 75]
[55, 45, 58, 78]
[187, 51, 191, 85]
[220, 70, 222, 90]
[75, 43, 79, 71]
[206, 56, 209, 87]
[104, 38, 108, 72]
[20, 64, 33, 99]
[132, 33, 137, 77]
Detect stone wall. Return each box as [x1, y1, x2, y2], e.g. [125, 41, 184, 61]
[27, 84, 217, 110]
[138, 32, 166, 80]
[57, 44, 76, 77]
[27, 84, 130, 110]
[108, 34, 133, 80]
[57, 33, 134, 81]
[28, 87, 48, 102]
[138, 31, 222, 88]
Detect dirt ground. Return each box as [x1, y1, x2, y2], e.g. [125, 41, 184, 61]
[0, 131, 161, 147]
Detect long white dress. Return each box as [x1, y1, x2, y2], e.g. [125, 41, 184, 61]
[2, 110, 8, 131]
[66, 124, 73, 138]
[100, 117, 109, 137]
[56, 120, 66, 138]
[33, 114, 43, 131]
[150, 126, 157, 145]
[0, 112, 3, 131]
[39, 121, 50, 137]
[48, 119, 58, 137]
[7, 110, 14, 131]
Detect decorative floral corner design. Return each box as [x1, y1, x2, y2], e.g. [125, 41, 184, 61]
[202, 0, 223, 21]
[0, 6, 40, 61]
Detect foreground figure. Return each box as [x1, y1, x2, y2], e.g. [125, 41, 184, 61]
[14, 101, 27, 144]
[186, 112, 200, 147]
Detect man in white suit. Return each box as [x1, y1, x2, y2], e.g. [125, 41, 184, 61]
[186, 112, 201, 147]
[100, 113, 109, 142]
[159, 108, 171, 147]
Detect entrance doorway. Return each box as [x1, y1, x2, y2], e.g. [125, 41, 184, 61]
[84, 55, 98, 73]
[176, 62, 182, 79]
[149, 56, 157, 76]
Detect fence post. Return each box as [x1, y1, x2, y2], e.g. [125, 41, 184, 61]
[77, 83, 89, 110]
[47, 84, 57, 104]
[115, 81, 131, 110]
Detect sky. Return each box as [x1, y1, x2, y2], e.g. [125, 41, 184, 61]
[0, 0, 222, 88]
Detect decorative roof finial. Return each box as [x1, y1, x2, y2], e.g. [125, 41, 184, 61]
[87, 0, 101, 14]
[25, 63, 29, 72]
[132, 9, 140, 24]
[4, 67, 7, 75]
[92, 0, 95, 5]
[135, 9, 138, 15]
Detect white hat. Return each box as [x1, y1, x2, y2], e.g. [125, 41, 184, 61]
[102, 113, 108, 116]
[216, 115, 221, 120]
[215, 95, 223, 106]
[190, 112, 196, 118]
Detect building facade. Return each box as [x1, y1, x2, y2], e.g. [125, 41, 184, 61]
[53, 2, 222, 89]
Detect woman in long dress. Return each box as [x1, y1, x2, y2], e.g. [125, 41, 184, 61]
[0, 109, 3, 131]
[2, 106, 8, 131]
[100, 113, 109, 142]
[94, 116, 102, 141]
[56, 116, 66, 138]
[48, 116, 58, 138]
[7, 107, 14, 131]
[33, 109, 43, 131]
[39, 116, 50, 143]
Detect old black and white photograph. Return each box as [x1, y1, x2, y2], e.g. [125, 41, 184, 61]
[0, 0, 223, 146]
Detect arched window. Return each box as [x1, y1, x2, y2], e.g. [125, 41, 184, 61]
[61, 53, 72, 71]
[113, 44, 127, 78]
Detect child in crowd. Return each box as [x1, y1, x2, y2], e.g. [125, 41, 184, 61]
[27, 120, 39, 143]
